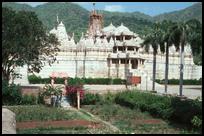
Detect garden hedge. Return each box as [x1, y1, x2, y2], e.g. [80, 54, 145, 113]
[28, 74, 126, 85]
[155, 78, 202, 85]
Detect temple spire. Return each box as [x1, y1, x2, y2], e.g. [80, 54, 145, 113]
[93, 2, 96, 12]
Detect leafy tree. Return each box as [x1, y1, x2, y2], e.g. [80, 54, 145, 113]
[2, 7, 60, 82]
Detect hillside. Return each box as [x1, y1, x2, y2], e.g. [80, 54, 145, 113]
[2, 2, 202, 41]
[153, 3, 202, 22]
[2, 2, 153, 41]
[2, 2, 34, 11]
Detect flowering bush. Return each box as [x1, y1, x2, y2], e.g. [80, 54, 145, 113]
[42, 84, 63, 96]
[65, 85, 85, 106]
[39, 84, 63, 106]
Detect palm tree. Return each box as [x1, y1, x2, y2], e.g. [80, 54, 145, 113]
[142, 23, 163, 91]
[169, 19, 200, 96]
[186, 19, 202, 65]
[159, 20, 176, 93]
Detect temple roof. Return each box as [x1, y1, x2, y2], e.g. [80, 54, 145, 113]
[102, 22, 116, 36]
[114, 23, 134, 36]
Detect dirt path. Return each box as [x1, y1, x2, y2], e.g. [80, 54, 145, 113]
[16, 120, 101, 129]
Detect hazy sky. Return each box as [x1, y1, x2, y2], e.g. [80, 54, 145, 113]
[17, 2, 197, 16]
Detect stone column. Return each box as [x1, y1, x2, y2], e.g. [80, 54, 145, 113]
[64, 78, 67, 85]
[125, 46, 127, 53]
[117, 59, 120, 78]
[51, 78, 55, 86]
[134, 47, 136, 53]
[108, 59, 112, 78]
[129, 59, 131, 69]
[77, 91, 80, 109]
[137, 59, 140, 69]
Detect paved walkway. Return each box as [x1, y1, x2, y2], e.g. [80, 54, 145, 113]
[83, 84, 202, 100]
[154, 85, 202, 99]
[24, 84, 202, 100]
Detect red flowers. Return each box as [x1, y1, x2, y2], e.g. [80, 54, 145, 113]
[65, 85, 84, 99]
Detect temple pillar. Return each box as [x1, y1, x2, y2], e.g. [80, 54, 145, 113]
[138, 59, 140, 68]
[117, 59, 120, 78]
[108, 59, 112, 78]
[129, 59, 131, 69]
[123, 35, 125, 41]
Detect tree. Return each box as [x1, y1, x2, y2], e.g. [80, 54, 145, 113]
[187, 19, 202, 65]
[142, 23, 163, 91]
[2, 7, 60, 82]
[169, 19, 200, 96]
[159, 20, 176, 93]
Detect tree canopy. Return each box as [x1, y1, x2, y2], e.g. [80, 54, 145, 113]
[2, 7, 60, 82]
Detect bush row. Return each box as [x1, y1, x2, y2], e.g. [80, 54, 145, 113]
[155, 78, 202, 85]
[115, 91, 202, 129]
[28, 74, 126, 85]
[81, 92, 116, 105]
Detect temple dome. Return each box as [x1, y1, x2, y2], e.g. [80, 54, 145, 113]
[50, 27, 57, 34]
[102, 22, 116, 36]
[115, 23, 133, 36]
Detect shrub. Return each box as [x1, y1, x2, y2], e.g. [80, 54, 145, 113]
[28, 74, 41, 84]
[37, 92, 45, 104]
[170, 97, 202, 126]
[65, 85, 85, 106]
[112, 78, 125, 84]
[103, 91, 116, 104]
[55, 78, 65, 84]
[68, 77, 84, 86]
[115, 91, 202, 129]
[155, 79, 202, 85]
[2, 80, 22, 105]
[28, 75, 126, 85]
[40, 84, 63, 107]
[21, 95, 37, 105]
[81, 93, 102, 105]
[191, 116, 202, 129]
[42, 84, 63, 97]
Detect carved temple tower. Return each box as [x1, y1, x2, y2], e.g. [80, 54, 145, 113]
[87, 3, 103, 38]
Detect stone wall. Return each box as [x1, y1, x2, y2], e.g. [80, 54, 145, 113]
[14, 50, 202, 85]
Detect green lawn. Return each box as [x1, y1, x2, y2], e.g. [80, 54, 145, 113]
[5, 105, 118, 134]
[6, 105, 92, 122]
[82, 104, 199, 134]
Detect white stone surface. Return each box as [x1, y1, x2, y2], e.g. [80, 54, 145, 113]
[13, 13, 202, 84]
[2, 108, 16, 134]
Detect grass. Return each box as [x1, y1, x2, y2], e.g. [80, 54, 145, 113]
[6, 105, 91, 122]
[6, 105, 119, 134]
[16, 123, 118, 134]
[82, 103, 199, 134]
[17, 126, 89, 134]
